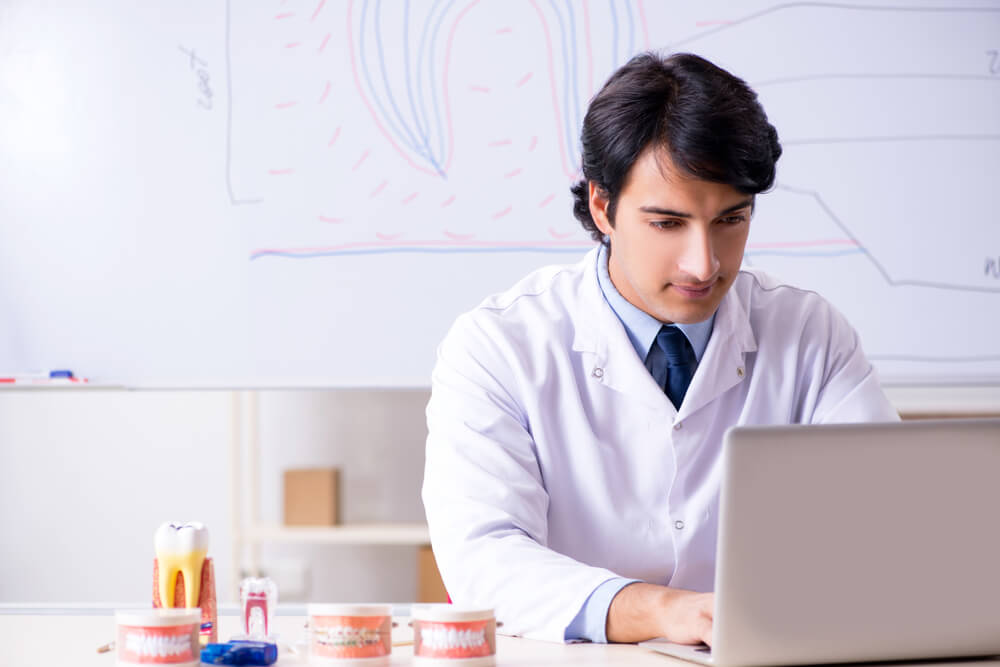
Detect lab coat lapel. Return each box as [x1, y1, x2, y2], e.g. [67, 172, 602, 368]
[677, 283, 757, 421]
[571, 249, 676, 411]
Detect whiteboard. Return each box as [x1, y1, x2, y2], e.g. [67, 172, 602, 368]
[1, 0, 998, 388]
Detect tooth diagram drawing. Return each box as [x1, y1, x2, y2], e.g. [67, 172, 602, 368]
[348, 0, 645, 179]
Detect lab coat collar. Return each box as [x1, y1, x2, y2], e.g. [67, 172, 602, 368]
[572, 248, 757, 416]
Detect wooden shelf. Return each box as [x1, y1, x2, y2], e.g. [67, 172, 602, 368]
[246, 523, 430, 546]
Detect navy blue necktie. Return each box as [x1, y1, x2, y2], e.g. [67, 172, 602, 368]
[646, 325, 697, 409]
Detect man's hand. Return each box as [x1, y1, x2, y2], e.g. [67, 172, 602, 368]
[606, 582, 714, 645]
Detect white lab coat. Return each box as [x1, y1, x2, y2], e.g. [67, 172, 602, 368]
[422, 247, 899, 642]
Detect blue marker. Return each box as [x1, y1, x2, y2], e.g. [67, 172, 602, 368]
[49, 370, 74, 379]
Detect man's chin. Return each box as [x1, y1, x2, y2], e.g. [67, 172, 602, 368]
[654, 299, 719, 325]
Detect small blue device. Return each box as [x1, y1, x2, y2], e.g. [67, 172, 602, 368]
[200, 640, 278, 665]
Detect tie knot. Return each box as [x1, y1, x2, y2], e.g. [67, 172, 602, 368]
[655, 326, 696, 367]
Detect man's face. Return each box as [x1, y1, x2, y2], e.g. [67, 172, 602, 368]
[590, 148, 752, 325]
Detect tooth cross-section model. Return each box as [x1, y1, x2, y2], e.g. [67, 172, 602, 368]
[153, 521, 218, 645]
[155, 522, 209, 609]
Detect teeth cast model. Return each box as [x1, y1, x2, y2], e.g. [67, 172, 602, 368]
[154, 522, 209, 609]
[420, 626, 487, 652]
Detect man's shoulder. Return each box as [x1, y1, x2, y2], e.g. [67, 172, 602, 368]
[731, 268, 856, 349]
[440, 249, 597, 357]
[732, 267, 831, 314]
[471, 250, 595, 319]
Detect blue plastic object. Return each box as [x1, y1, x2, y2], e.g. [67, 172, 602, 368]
[200, 640, 278, 665]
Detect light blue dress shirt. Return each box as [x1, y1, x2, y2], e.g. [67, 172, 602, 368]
[564, 243, 716, 643]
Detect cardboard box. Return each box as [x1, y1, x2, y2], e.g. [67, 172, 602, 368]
[417, 545, 449, 603]
[283, 468, 340, 526]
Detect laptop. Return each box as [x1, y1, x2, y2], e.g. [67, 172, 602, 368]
[641, 419, 1000, 667]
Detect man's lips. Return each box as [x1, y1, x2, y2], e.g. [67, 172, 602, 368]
[671, 281, 716, 298]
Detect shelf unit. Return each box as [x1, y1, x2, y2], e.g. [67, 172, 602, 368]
[228, 391, 431, 600]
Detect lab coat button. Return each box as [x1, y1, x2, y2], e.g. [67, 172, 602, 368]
[674, 520, 685, 530]
[737, 366, 745, 378]
[673, 421, 682, 430]
[592, 367, 604, 379]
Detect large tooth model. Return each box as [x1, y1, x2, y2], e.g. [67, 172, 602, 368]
[153, 521, 218, 645]
[154, 522, 209, 609]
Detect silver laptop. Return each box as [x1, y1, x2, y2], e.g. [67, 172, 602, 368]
[642, 419, 1000, 667]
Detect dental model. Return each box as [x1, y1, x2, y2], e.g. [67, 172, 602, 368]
[411, 605, 496, 664]
[153, 521, 218, 645]
[155, 522, 208, 609]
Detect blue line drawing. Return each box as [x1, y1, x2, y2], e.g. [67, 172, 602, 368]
[354, 0, 462, 177]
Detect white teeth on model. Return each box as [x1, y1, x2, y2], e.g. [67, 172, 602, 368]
[154, 521, 209, 609]
[420, 627, 486, 650]
[124, 631, 192, 658]
[315, 626, 382, 647]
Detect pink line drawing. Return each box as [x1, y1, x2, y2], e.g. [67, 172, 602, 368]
[328, 126, 342, 147]
[441, 195, 456, 208]
[401, 192, 419, 204]
[516, 72, 534, 87]
[275, 12, 294, 20]
[748, 239, 859, 249]
[269, 168, 295, 175]
[496, 26, 512, 34]
[352, 149, 370, 171]
[469, 84, 491, 93]
[493, 206, 513, 219]
[254, 238, 595, 256]
[539, 193, 556, 208]
[369, 179, 388, 198]
[444, 231, 475, 240]
[528, 136, 538, 151]
[695, 19, 734, 27]
[441, 0, 482, 173]
[489, 139, 512, 147]
[311, 0, 327, 22]
[548, 226, 572, 238]
[275, 101, 298, 109]
[504, 168, 522, 179]
[285, 42, 302, 49]
[583, 0, 594, 95]
[319, 215, 345, 223]
[637, 0, 650, 49]
[320, 81, 332, 104]
[319, 33, 331, 53]
[528, 0, 576, 180]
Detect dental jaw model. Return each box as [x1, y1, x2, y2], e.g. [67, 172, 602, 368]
[153, 521, 218, 645]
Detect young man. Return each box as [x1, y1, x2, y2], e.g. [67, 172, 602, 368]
[422, 53, 898, 645]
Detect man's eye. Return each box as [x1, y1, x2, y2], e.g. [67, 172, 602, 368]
[720, 215, 747, 225]
[650, 219, 681, 229]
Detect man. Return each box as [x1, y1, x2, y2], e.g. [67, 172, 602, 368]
[422, 52, 898, 646]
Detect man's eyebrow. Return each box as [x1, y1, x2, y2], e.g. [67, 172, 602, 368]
[638, 198, 754, 218]
[718, 198, 755, 215]
[638, 206, 692, 218]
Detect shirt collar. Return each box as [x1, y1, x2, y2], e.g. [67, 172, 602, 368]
[596, 243, 715, 362]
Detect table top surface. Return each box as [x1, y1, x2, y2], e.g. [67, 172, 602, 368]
[3, 609, 999, 667]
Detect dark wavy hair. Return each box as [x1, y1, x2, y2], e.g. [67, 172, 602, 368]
[571, 52, 782, 243]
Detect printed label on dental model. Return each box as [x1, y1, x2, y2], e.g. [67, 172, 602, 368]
[415, 620, 494, 659]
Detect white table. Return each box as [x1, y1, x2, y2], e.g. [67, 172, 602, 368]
[3, 605, 999, 666]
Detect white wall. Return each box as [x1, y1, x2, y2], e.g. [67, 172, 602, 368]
[0, 389, 430, 604]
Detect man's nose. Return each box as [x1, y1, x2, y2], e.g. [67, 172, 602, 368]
[677, 227, 720, 282]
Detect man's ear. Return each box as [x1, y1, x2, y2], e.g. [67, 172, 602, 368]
[588, 182, 613, 237]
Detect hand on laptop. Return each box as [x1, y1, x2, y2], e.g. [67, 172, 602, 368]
[606, 582, 714, 646]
